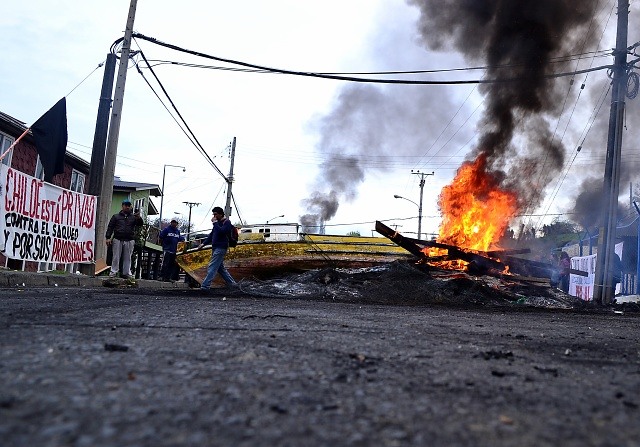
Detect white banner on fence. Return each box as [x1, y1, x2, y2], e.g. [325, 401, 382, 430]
[569, 242, 622, 300]
[0, 164, 96, 264]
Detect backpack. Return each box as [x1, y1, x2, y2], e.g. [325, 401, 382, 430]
[228, 226, 239, 248]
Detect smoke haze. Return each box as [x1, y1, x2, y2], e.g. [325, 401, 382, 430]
[303, 0, 640, 231]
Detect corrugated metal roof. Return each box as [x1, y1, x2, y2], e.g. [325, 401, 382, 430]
[113, 178, 161, 196]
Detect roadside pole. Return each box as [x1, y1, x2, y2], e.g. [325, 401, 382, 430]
[224, 137, 236, 218]
[94, 0, 138, 267]
[80, 53, 117, 275]
[593, 0, 629, 305]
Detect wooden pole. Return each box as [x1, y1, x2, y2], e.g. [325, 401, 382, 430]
[593, 0, 629, 305]
[94, 0, 138, 265]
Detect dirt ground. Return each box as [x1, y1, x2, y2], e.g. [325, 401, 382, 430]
[1, 272, 639, 446]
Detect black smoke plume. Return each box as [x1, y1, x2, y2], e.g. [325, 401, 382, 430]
[408, 0, 601, 211]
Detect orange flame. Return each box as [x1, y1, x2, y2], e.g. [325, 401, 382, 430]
[437, 153, 518, 252]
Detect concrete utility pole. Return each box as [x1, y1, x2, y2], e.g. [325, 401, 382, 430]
[80, 53, 117, 275]
[411, 170, 434, 240]
[182, 201, 200, 242]
[593, 0, 629, 305]
[94, 0, 138, 265]
[224, 137, 236, 218]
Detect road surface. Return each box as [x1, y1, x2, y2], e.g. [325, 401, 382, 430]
[1, 286, 639, 446]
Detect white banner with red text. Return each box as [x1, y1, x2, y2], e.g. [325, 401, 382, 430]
[0, 164, 96, 264]
[569, 242, 622, 300]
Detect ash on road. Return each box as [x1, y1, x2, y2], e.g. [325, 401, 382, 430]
[1, 285, 639, 447]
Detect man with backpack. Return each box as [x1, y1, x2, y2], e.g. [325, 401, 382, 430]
[197, 206, 237, 290]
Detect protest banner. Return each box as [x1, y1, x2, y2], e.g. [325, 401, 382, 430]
[0, 164, 96, 264]
[569, 242, 622, 300]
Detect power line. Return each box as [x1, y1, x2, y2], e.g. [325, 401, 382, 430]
[111, 33, 614, 86]
[132, 48, 228, 181]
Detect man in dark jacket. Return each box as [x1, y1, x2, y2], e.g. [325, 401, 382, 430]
[159, 219, 184, 282]
[197, 206, 237, 289]
[106, 199, 144, 278]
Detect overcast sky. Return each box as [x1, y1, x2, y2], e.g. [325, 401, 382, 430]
[1, 1, 639, 238]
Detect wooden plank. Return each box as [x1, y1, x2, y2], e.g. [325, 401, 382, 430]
[374, 221, 429, 259]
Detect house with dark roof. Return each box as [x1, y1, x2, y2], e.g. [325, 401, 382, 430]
[0, 109, 163, 277]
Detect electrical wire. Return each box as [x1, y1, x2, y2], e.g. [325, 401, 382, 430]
[65, 60, 105, 97]
[134, 48, 228, 181]
[111, 33, 614, 86]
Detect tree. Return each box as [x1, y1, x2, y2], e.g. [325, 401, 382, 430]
[346, 231, 361, 237]
[150, 216, 192, 234]
[540, 219, 580, 249]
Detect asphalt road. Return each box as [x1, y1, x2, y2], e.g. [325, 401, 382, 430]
[1, 286, 639, 446]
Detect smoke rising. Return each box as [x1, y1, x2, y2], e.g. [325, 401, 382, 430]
[407, 0, 601, 211]
[302, 1, 640, 232]
[301, 82, 466, 230]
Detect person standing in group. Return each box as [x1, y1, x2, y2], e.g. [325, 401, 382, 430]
[106, 199, 144, 279]
[558, 251, 571, 293]
[197, 206, 237, 290]
[159, 218, 185, 282]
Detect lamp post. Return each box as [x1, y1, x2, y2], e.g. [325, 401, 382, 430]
[263, 214, 284, 235]
[266, 214, 285, 225]
[393, 194, 422, 239]
[159, 164, 185, 231]
[394, 171, 434, 240]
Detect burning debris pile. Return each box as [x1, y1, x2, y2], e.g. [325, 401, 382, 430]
[234, 260, 585, 310]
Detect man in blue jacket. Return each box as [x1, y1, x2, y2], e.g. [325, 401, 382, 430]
[197, 206, 237, 289]
[159, 219, 185, 282]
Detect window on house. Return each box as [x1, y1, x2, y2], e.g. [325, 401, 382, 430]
[0, 132, 15, 167]
[70, 169, 85, 192]
[133, 198, 145, 216]
[35, 156, 45, 180]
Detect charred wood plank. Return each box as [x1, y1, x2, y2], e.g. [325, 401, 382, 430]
[375, 221, 428, 259]
[483, 248, 531, 257]
[502, 256, 588, 278]
[377, 222, 505, 271]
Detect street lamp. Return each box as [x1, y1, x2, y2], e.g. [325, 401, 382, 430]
[393, 194, 422, 239]
[266, 214, 285, 224]
[394, 171, 434, 240]
[159, 164, 186, 231]
[263, 214, 284, 236]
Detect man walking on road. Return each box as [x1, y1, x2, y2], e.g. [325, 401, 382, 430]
[159, 219, 184, 282]
[106, 200, 144, 279]
[197, 206, 236, 289]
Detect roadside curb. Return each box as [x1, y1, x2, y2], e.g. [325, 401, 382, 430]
[0, 270, 190, 289]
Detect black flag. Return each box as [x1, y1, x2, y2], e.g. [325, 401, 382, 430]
[31, 97, 68, 183]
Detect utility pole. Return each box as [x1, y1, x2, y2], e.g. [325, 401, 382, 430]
[224, 137, 236, 218]
[411, 170, 434, 240]
[593, 0, 629, 305]
[94, 0, 138, 266]
[79, 53, 116, 275]
[182, 201, 200, 242]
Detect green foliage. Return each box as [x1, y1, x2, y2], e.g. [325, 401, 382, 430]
[538, 219, 581, 251]
[149, 216, 193, 234]
[541, 220, 578, 238]
[346, 231, 361, 237]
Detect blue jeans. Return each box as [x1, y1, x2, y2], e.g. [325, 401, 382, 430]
[200, 247, 235, 289]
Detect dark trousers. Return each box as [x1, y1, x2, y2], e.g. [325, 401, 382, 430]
[160, 251, 177, 281]
[559, 274, 570, 293]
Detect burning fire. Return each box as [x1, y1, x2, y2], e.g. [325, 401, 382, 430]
[437, 153, 518, 252]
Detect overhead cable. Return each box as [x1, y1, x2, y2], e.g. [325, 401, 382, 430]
[109, 33, 613, 86]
